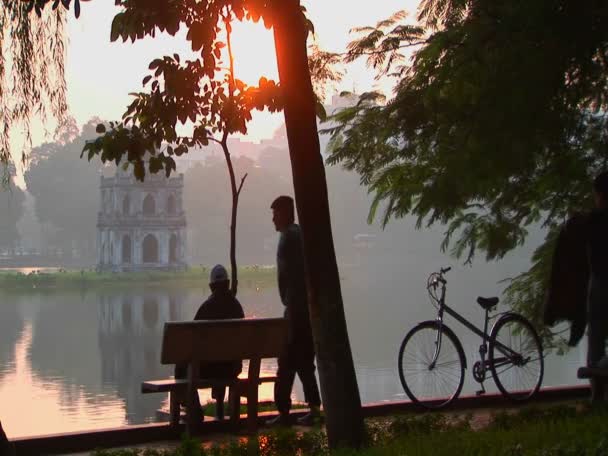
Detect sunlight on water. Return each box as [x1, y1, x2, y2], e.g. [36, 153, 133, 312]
[0, 324, 126, 438]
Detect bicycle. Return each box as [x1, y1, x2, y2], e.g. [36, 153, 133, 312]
[397, 267, 544, 409]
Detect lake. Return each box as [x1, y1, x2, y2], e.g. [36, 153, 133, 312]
[0, 256, 586, 438]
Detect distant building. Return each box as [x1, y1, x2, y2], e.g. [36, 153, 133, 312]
[96, 166, 187, 272]
[353, 233, 377, 249]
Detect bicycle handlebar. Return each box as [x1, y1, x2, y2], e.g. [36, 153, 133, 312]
[430, 267, 451, 288]
[428, 267, 451, 293]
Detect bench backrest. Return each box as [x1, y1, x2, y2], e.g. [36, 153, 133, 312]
[160, 317, 288, 365]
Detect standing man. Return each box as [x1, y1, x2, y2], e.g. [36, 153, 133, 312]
[587, 171, 608, 403]
[268, 195, 321, 425]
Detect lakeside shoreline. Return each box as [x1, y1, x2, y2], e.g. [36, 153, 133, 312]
[0, 266, 277, 289]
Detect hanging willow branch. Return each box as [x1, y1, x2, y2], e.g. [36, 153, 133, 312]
[0, 1, 68, 165]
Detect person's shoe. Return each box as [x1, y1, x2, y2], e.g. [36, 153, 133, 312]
[296, 410, 321, 426]
[266, 413, 291, 426]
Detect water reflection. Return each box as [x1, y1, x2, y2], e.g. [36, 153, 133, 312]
[0, 297, 23, 380]
[97, 292, 187, 424]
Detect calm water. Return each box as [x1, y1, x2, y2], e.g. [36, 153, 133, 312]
[0, 257, 586, 438]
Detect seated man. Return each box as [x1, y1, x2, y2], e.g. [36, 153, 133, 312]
[175, 264, 245, 419]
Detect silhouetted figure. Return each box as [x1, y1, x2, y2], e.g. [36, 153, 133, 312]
[267, 195, 321, 426]
[544, 212, 589, 346]
[175, 264, 244, 419]
[586, 171, 608, 402]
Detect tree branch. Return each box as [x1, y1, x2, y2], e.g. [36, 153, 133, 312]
[237, 172, 248, 197]
[206, 136, 223, 146]
[345, 40, 428, 58]
[224, 8, 236, 95]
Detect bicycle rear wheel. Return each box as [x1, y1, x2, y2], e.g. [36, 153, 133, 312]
[398, 321, 465, 409]
[489, 314, 544, 401]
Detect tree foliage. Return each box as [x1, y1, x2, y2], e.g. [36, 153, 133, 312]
[344, 10, 424, 78]
[307, 44, 343, 114]
[325, 0, 608, 334]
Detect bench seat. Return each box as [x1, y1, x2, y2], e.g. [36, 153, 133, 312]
[141, 375, 278, 394]
[577, 367, 608, 379]
[142, 379, 188, 394]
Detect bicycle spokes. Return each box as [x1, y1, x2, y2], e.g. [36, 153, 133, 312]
[398, 322, 465, 409]
[489, 315, 544, 401]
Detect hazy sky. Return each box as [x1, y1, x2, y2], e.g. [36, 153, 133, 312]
[64, 0, 421, 143]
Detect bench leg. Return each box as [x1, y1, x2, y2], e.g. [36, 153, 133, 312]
[186, 364, 203, 435]
[216, 398, 224, 420]
[246, 358, 261, 433]
[229, 386, 240, 428]
[246, 387, 259, 433]
[186, 389, 201, 434]
[169, 391, 181, 426]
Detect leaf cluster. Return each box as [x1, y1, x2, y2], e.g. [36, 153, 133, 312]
[21, 0, 87, 18]
[501, 226, 561, 346]
[345, 10, 425, 78]
[83, 122, 174, 182]
[308, 44, 344, 110]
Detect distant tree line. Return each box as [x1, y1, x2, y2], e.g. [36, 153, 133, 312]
[0, 176, 26, 256]
[23, 119, 103, 262]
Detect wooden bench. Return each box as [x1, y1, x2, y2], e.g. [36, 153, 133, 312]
[142, 317, 287, 433]
[577, 366, 608, 402]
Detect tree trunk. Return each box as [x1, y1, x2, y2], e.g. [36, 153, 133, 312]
[0, 421, 13, 456]
[272, 0, 365, 449]
[221, 136, 240, 296]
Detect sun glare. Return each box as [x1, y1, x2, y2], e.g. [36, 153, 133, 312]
[230, 21, 278, 88]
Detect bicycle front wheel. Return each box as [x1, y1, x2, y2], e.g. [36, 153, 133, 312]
[489, 314, 544, 401]
[398, 321, 465, 409]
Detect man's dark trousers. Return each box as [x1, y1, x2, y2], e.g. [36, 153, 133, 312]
[588, 276, 608, 402]
[275, 338, 321, 414]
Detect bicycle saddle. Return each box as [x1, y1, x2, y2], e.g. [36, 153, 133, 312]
[477, 296, 499, 310]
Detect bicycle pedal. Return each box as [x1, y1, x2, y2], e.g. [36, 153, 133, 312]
[475, 390, 486, 396]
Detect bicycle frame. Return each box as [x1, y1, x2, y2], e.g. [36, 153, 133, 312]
[430, 279, 525, 371]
